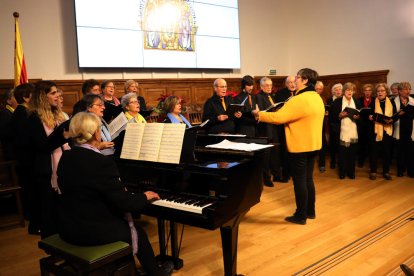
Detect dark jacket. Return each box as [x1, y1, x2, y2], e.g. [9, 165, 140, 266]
[233, 91, 257, 137]
[329, 97, 362, 135]
[256, 91, 277, 141]
[202, 94, 236, 134]
[57, 147, 148, 245]
[26, 112, 69, 177]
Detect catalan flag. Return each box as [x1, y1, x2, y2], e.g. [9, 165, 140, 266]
[14, 12, 28, 88]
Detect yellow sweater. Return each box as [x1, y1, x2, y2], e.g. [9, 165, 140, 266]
[259, 91, 324, 153]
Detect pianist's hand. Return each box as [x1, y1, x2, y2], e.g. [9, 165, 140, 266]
[144, 191, 160, 202]
[99, 141, 115, 150]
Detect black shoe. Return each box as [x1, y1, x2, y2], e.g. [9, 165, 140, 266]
[273, 176, 289, 183]
[159, 261, 174, 276]
[339, 175, 345, 179]
[307, 214, 316, 219]
[369, 173, 376, 180]
[319, 166, 326, 173]
[264, 179, 274, 187]
[285, 216, 306, 225]
[28, 224, 41, 235]
[348, 174, 355, 179]
[383, 173, 392, 180]
[400, 264, 414, 276]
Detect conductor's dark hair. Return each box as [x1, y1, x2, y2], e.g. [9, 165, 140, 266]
[297, 68, 319, 87]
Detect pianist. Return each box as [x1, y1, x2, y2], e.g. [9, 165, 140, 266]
[57, 112, 173, 276]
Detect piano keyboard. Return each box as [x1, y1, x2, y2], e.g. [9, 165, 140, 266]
[151, 194, 216, 214]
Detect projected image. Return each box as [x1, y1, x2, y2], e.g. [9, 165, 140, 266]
[142, 0, 197, 51]
[74, 0, 240, 69]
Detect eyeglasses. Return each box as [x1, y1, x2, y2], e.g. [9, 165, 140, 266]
[216, 85, 227, 88]
[92, 103, 104, 107]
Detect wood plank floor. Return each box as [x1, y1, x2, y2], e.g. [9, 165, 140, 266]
[0, 163, 413, 276]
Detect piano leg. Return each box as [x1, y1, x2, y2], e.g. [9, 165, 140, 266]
[155, 218, 184, 270]
[220, 211, 247, 276]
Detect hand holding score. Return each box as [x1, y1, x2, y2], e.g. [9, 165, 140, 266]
[252, 104, 260, 120]
[217, 114, 229, 121]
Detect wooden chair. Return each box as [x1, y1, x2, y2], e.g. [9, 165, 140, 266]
[38, 234, 136, 275]
[189, 112, 203, 125]
[0, 161, 25, 228]
[146, 114, 160, 123]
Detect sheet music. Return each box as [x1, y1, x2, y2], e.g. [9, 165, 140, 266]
[120, 123, 145, 160]
[108, 112, 128, 137]
[158, 124, 186, 164]
[139, 124, 164, 162]
[205, 139, 273, 152]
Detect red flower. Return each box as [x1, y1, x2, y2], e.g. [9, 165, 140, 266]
[226, 90, 238, 98]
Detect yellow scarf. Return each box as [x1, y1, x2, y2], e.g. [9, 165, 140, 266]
[374, 97, 393, 141]
[125, 111, 146, 123]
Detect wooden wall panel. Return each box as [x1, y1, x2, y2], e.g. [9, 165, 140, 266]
[0, 70, 389, 114]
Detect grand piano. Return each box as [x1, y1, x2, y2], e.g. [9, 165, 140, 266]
[116, 134, 272, 276]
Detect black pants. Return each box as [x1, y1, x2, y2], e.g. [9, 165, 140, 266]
[357, 126, 374, 166]
[318, 132, 327, 167]
[338, 143, 357, 177]
[370, 133, 392, 174]
[37, 176, 60, 239]
[396, 138, 414, 176]
[135, 226, 165, 276]
[289, 151, 317, 219]
[329, 130, 340, 166]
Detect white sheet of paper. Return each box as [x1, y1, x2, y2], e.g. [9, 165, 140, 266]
[205, 139, 273, 152]
[120, 123, 145, 160]
[108, 112, 128, 137]
[158, 124, 186, 164]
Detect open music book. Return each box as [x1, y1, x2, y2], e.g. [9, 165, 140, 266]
[264, 96, 293, 112]
[186, 119, 209, 131]
[120, 123, 186, 164]
[343, 107, 373, 120]
[108, 112, 128, 139]
[225, 96, 248, 115]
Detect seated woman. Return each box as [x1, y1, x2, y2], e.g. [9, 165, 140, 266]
[121, 93, 146, 123]
[81, 94, 115, 156]
[57, 112, 172, 276]
[162, 96, 191, 128]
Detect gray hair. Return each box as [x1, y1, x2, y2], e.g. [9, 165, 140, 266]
[260, 77, 272, 87]
[121, 92, 138, 110]
[315, 81, 324, 88]
[331, 83, 343, 95]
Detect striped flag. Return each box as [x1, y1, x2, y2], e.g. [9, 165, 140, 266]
[14, 12, 28, 88]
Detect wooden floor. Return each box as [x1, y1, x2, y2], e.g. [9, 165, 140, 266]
[0, 163, 413, 276]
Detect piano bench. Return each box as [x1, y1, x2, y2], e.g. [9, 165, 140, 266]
[38, 234, 136, 275]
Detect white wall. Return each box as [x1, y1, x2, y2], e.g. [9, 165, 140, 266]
[1, 0, 413, 84]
